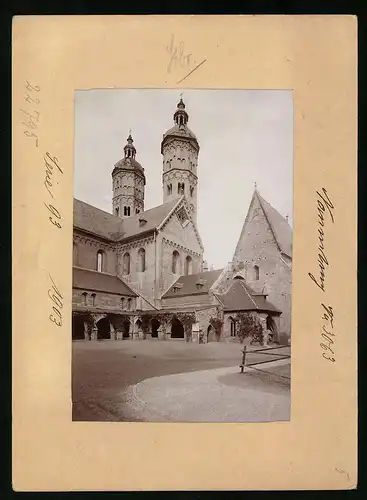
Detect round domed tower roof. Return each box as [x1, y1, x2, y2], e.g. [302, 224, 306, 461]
[161, 97, 199, 153]
[112, 133, 145, 181]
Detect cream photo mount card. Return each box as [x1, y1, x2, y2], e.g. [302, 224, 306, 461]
[12, 15, 357, 491]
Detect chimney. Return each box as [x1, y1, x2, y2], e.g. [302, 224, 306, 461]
[203, 260, 209, 272]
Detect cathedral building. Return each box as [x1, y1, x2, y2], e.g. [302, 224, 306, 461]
[72, 98, 292, 345]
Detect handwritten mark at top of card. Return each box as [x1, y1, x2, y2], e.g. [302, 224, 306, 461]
[20, 81, 41, 148]
[307, 188, 336, 363]
[166, 34, 207, 84]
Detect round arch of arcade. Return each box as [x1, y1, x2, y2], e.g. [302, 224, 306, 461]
[71, 311, 217, 343]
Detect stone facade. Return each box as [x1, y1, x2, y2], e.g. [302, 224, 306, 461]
[73, 289, 137, 312]
[231, 193, 292, 338]
[73, 232, 117, 275]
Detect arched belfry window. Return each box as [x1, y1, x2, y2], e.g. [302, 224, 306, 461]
[254, 265, 260, 280]
[82, 292, 87, 306]
[172, 250, 180, 274]
[97, 250, 106, 272]
[123, 252, 130, 275]
[185, 255, 193, 276]
[115, 207, 120, 217]
[138, 248, 146, 272]
[121, 297, 125, 310]
[91, 293, 96, 307]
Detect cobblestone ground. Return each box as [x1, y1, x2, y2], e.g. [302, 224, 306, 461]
[72, 340, 290, 422]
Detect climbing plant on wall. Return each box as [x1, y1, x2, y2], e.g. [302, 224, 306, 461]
[176, 312, 196, 342]
[209, 314, 224, 341]
[234, 312, 263, 344]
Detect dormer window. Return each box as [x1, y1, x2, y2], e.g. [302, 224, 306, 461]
[195, 278, 206, 290]
[139, 218, 147, 227]
[173, 282, 184, 293]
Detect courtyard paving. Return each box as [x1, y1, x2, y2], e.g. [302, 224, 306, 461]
[72, 340, 290, 422]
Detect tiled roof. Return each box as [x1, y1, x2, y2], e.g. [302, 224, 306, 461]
[74, 199, 124, 240]
[216, 279, 280, 313]
[73, 198, 178, 242]
[121, 198, 178, 239]
[72, 266, 137, 296]
[256, 191, 293, 258]
[162, 269, 224, 298]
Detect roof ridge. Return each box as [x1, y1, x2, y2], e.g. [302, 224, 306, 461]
[255, 191, 282, 253]
[239, 280, 259, 309]
[74, 198, 121, 220]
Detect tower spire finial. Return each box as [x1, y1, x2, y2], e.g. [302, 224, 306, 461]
[254, 181, 257, 189]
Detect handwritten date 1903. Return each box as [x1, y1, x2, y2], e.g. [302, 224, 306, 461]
[320, 303, 335, 363]
[48, 274, 63, 327]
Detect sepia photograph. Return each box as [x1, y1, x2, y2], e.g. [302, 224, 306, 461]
[72, 88, 293, 423]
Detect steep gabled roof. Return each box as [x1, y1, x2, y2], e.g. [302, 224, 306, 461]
[162, 269, 224, 298]
[74, 198, 124, 241]
[119, 198, 178, 240]
[72, 266, 137, 296]
[256, 191, 292, 258]
[215, 279, 280, 313]
[73, 198, 179, 242]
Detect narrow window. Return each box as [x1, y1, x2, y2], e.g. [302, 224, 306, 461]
[230, 318, 236, 337]
[73, 241, 78, 266]
[254, 265, 260, 280]
[138, 248, 146, 272]
[115, 207, 119, 217]
[121, 297, 125, 310]
[127, 298, 132, 311]
[185, 255, 193, 276]
[172, 251, 180, 274]
[91, 293, 96, 307]
[124, 206, 131, 216]
[123, 252, 130, 275]
[190, 186, 194, 197]
[82, 292, 87, 306]
[97, 250, 105, 272]
[136, 208, 140, 214]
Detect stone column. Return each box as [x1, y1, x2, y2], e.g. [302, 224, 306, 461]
[110, 322, 116, 341]
[164, 322, 171, 339]
[83, 321, 89, 341]
[157, 325, 165, 340]
[192, 322, 200, 343]
[91, 327, 98, 341]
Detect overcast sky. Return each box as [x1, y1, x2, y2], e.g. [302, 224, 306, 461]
[74, 89, 293, 269]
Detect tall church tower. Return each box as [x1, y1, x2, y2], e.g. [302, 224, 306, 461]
[161, 97, 200, 222]
[112, 134, 146, 219]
